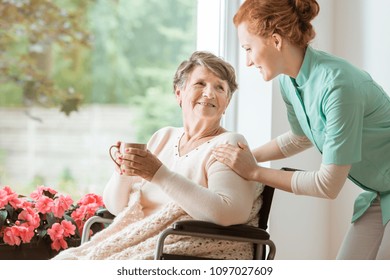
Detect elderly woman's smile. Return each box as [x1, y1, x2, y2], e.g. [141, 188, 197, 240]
[196, 101, 216, 107]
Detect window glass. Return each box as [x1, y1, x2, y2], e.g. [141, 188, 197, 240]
[0, 0, 197, 199]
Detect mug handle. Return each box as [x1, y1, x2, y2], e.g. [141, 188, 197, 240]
[109, 143, 121, 168]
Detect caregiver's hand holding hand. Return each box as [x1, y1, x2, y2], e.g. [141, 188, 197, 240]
[212, 142, 259, 181]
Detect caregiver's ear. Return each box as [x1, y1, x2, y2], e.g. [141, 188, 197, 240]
[272, 33, 283, 50]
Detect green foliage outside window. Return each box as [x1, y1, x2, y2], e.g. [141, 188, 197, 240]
[1, 0, 196, 139]
[86, 0, 196, 140]
[0, 0, 91, 115]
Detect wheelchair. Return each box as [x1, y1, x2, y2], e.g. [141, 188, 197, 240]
[80, 168, 298, 260]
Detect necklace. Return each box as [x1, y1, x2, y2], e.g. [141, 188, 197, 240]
[176, 128, 226, 157]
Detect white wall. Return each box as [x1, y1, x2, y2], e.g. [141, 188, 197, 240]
[235, 0, 390, 259]
[333, 0, 390, 94]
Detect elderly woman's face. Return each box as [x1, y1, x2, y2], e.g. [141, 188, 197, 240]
[175, 66, 230, 122]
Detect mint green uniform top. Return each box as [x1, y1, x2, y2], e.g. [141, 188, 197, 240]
[279, 46, 390, 225]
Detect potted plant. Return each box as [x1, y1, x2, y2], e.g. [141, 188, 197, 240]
[0, 185, 105, 259]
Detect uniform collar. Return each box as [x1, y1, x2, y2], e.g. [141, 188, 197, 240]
[295, 45, 315, 87]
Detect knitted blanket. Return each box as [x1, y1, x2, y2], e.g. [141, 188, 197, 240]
[53, 186, 263, 260]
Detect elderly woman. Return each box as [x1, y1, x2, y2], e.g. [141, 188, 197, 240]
[53, 51, 261, 260]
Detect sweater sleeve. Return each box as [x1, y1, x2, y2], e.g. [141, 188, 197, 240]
[291, 163, 351, 199]
[151, 162, 258, 226]
[102, 172, 142, 215]
[276, 130, 313, 157]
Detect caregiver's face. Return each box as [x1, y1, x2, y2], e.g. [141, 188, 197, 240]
[237, 22, 282, 81]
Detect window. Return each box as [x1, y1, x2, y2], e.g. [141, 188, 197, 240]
[0, 0, 236, 199]
[0, 0, 198, 199]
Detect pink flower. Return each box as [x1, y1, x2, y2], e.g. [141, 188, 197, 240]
[77, 193, 104, 207]
[1, 186, 15, 197]
[35, 196, 54, 214]
[0, 188, 7, 208]
[19, 199, 34, 210]
[1, 186, 105, 251]
[61, 220, 76, 237]
[47, 221, 75, 251]
[52, 195, 73, 218]
[30, 185, 57, 200]
[51, 238, 68, 251]
[0, 186, 22, 209]
[72, 218, 84, 236]
[43, 186, 57, 196]
[18, 207, 40, 229]
[70, 206, 87, 233]
[30, 190, 41, 201]
[17, 224, 35, 243]
[3, 227, 22, 246]
[47, 223, 64, 241]
[71, 206, 85, 221]
[70, 194, 104, 236]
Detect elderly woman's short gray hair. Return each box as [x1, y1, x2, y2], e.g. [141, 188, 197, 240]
[173, 51, 238, 99]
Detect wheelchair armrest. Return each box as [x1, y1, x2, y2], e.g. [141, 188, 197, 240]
[80, 208, 115, 244]
[95, 208, 116, 219]
[281, 167, 302, 172]
[172, 220, 270, 240]
[155, 220, 275, 260]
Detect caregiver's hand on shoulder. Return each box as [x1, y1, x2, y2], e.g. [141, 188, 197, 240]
[212, 142, 259, 181]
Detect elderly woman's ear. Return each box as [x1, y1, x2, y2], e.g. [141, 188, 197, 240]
[175, 86, 182, 108]
[223, 94, 232, 114]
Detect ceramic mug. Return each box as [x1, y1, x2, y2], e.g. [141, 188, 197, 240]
[109, 142, 147, 168]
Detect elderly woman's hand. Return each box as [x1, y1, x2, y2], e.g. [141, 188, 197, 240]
[119, 148, 163, 181]
[212, 142, 259, 181]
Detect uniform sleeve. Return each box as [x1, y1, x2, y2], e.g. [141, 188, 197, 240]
[322, 88, 364, 165]
[151, 160, 258, 226]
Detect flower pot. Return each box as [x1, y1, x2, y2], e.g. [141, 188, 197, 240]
[0, 238, 81, 260]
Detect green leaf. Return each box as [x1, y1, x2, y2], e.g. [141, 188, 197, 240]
[60, 96, 82, 116]
[37, 229, 47, 238]
[46, 212, 57, 227]
[64, 214, 75, 223]
[0, 209, 8, 228]
[5, 204, 15, 219]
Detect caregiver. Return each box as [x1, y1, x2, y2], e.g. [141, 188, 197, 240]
[212, 0, 390, 259]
